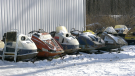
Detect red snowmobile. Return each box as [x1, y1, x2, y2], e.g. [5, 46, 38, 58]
[29, 29, 64, 59]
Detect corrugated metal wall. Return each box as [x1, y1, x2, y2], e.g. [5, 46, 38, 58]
[0, 0, 85, 39]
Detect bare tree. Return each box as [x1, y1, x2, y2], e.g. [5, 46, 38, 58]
[86, 0, 135, 30]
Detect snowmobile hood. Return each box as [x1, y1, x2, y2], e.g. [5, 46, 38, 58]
[21, 37, 37, 50]
[70, 30, 82, 36]
[114, 25, 129, 34]
[79, 32, 105, 44]
[57, 33, 79, 45]
[104, 27, 118, 34]
[115, 25, 128, 29]
[17, 34, 37, 50]
[39, 33, 52, 40]
[67, 38, 79, 45]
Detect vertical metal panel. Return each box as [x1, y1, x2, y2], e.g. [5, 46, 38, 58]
[0, 0, 85, 39]
[83, 0, 86, 31]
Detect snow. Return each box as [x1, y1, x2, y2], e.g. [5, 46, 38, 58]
[1, 45, 135, 76]
[39, 34, 52, 40]
[104, 27, 117, 34]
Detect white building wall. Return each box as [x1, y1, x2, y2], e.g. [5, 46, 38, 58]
[0, 0, 85, 39]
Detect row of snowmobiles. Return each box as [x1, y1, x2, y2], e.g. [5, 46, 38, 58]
[114, 25, 135, 45]
[0, 25, 130, 62]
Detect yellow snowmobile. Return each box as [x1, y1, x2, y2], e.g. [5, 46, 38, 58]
[125, 27, 135, 45]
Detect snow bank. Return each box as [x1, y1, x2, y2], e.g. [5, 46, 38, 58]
[1, 45, 135, 76]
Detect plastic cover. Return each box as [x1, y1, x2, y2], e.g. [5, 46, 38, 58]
[56, 26, 68, 33]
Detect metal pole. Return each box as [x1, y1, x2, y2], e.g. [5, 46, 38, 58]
[83, 0, 86, 31]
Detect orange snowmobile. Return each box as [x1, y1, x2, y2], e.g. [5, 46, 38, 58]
[29, 29, 64, 59]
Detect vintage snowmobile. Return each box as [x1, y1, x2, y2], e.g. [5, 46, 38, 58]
[70, 29, 105, 53]
[125, 27, 135, 45]
[97, 27, 127, 51]
[50, 26, 80, 54]
[114, 25, 129, 38]
[0, 30, 38, 61]
[29, 29, 64, 58]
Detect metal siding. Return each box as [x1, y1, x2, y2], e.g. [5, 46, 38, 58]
[0, 0, 85, 39]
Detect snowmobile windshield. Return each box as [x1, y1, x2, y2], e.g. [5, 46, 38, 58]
[25, 38, 33, 43]
[108, 34, 120, 42]
[42, 39, 57, 49]
[88, 35, 98, 41]
[117, 36, 127, 43]
[71, 31, 81, 35]
[39, 34, 52, 40]
[66, 34, 76, 40]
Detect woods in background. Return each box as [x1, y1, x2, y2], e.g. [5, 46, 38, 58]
[86, 0, 135, 31]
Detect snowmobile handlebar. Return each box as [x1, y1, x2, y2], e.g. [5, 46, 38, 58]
[28, 29, 46, 34]
[70, 28, 82, 33]
[28, 30, 39, 34]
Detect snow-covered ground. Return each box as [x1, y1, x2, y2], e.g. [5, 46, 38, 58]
[1, 45, 135, 76]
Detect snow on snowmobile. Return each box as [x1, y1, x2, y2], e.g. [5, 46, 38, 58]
[50, 26, 80, 54]
[0, 30, 38, 61]
[125, 27, 135, 45]
[97, 27, 127, 51]
[29, 29, 64, 58]
[70, 28, 105, 53]
[114, 25, 129, 38]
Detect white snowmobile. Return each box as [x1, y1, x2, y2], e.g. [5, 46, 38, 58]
[97, 27, 127, 52]
[0, 30, 38, 61]
[50, 26, 80, 54]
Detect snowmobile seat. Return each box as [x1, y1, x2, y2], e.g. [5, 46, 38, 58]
[50, 31, 56, 37]
[33, 33, 40, 37]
